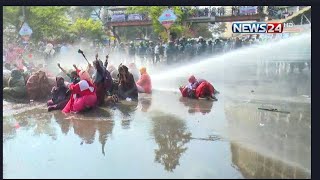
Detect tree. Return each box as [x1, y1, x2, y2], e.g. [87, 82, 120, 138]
[209, 22, 227, 36]
[152, 115, 192, 172]
[67, 6, 104, 23]
[3, 6, 21, 30]
[127, 6, 193, 41]
[3, 7, 22, 44]
[69, 18, 105, 41]
[186, 23, 213, 39]
[28, 6, 70, 42]
[3, 6, 71, 42]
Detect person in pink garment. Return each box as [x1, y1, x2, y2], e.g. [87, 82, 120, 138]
[136, 67, 152, 94]
[62, 70, 97, 113]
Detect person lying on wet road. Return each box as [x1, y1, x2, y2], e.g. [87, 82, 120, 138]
[179, 75, 219, 101]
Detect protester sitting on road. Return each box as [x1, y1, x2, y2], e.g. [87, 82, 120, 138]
[62, 70, 97, 113]
[136, 67, 152, 94]
[117, 64, 138, 100]
[3, 69, 27, 100]
[47, 77, 70, 111]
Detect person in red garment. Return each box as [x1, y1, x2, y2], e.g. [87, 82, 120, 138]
[179, 75, 219, 101]
[136, 67, 152, 94]
[62, 70, 97, 113]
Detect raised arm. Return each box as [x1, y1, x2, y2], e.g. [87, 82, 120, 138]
[86, 63, 92, 72]
[72, 64, 81, 74]
[57, 63, 68, 74]
[104, 54, 109, 67]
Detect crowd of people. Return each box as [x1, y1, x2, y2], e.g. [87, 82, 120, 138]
[3, 52, 155, 112]
[108, 34, 281, 65]
[3, 46, 221, 114]
[4, 29, 296, 71]
[3, 24, 301, 115]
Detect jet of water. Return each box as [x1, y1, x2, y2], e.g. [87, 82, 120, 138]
[151, 32, 311, 91]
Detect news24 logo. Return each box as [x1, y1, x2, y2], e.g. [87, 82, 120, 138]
[232, 22, 294, 33]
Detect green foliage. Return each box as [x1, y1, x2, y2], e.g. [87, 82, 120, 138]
[190, 23, 213, 39]
[28, 6, 70, 41]
[3, 6, 106, 43]
[69, 18, 104, 40]
[67, 6, 103, 22]
[67, 6, 94, 20]
[3, 6, 21, 29]
[209, 22, 227, 35]
[3, 6, 216, 44]
[127, 6, 193, 40]
[117, 26, 148, 41]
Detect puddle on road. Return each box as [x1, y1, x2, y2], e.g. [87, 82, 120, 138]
[3, 91, 310, 178]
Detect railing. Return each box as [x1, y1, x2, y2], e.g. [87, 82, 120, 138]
[107, 13, 151, 23]
[186, 6, 266, 19]
[106, 6, 310, 25]
[108, 6, 309, 23]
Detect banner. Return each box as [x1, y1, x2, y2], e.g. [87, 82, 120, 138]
[239, 6, 257, 15]
[158, 9, 177, 30]
[19, 22, 33, 36]
[111, 14, 126, 22]
[128, 14, 143, 21]
[158, 9, 177, 22]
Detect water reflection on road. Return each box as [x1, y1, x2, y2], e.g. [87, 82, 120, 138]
[3, 89, 311, 178]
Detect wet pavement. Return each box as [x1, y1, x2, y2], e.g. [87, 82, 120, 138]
[3, 86, 311, 178]
[3, 35, 311, 179]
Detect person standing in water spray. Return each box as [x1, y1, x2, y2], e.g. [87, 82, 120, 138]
[43, 43, 55, 67]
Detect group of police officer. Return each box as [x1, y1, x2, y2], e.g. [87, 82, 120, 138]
[111, 36, 254, 65]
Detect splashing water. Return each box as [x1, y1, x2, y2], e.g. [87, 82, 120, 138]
[151, 32, 311, 92]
